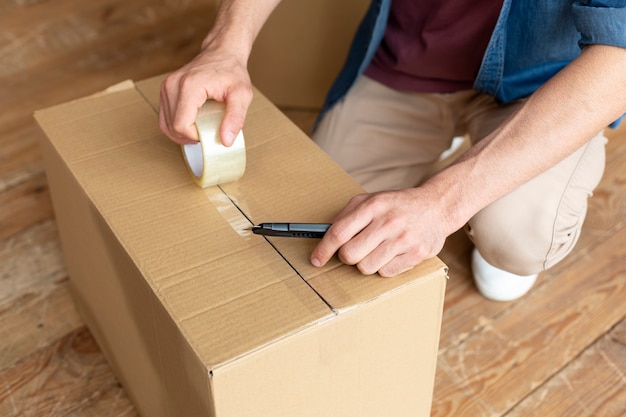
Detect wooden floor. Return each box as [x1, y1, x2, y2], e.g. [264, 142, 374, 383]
[2, 2, 625, 416]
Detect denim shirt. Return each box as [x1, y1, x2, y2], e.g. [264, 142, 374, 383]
[320, 0, 626, 126]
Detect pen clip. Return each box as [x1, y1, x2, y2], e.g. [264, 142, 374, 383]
[251, 223, 330, 238]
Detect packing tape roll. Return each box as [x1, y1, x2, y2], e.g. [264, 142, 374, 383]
[182, 100, 246, 188]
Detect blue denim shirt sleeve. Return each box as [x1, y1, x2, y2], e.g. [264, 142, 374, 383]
[573, 1, 626, 127]
[572, 1, 626, 48]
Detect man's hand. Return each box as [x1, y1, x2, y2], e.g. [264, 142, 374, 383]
[159, 46, 253, 146]
[158, 0, 281, 146]
[310, 188, 453, 277]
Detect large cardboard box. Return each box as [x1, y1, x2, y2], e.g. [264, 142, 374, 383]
[249, 0, 370, 109]
[34, 75, 447, 417]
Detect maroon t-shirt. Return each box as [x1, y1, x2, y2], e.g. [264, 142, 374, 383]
[364, 0, 503, 93]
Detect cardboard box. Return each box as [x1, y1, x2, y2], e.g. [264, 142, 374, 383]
[34, 75, 447, 417]
[249, 0, 370, 109]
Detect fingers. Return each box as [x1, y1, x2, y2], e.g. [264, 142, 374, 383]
[314, 222, 432, 277]
[358, 237, 433, 277]
[158, 54, 254, 146]
[221, 85, 253, 146]
[310, 190, 446, 278]
[375, 252, 421, 278]
[312, 220, 424, 277]
[159, 72, 204, 145]
[310, 194, 372, 267]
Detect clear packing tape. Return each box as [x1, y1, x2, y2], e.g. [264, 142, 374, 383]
[182, 100, 246, 188]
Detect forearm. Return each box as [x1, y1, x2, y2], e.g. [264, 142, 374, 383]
[427, 44, 626, 234]
[202, 0, 282, 63]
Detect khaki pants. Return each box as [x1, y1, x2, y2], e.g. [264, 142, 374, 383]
[313, 76, 607, 275]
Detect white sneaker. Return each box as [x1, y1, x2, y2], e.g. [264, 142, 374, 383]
[471, 248, 538, 302]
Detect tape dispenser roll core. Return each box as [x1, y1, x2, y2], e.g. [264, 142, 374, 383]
[182, 100, 246, 188]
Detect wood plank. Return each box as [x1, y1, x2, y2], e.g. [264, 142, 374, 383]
[507, 317, 626, 417]
[0, 325, 137, 417]
[0, 221, 71, 365]
[0, 219, 136, 416]
[431, 226, 626, 416]
[437, 230, 515, 350]
[1, 0, 216, 132]
[0, 285, 81, 371]
[0, 0, 213, 81]
[0, 125, 44, 194]
[0, 220, 65, 306]
[0, 172, 53, 241]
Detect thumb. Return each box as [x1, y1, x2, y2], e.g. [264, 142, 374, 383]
[220, 88, 253, 147]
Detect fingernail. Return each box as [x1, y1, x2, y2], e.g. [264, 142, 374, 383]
[311, 257, 321, 267]
[224, 131, 235, 147]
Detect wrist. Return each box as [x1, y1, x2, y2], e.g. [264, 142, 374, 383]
[201, 0, 279, 65]
[201, 29, 252, 65]
[418, 171, 477, 236]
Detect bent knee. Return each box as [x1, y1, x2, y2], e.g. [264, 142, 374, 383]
[465, 211, 579, 276]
